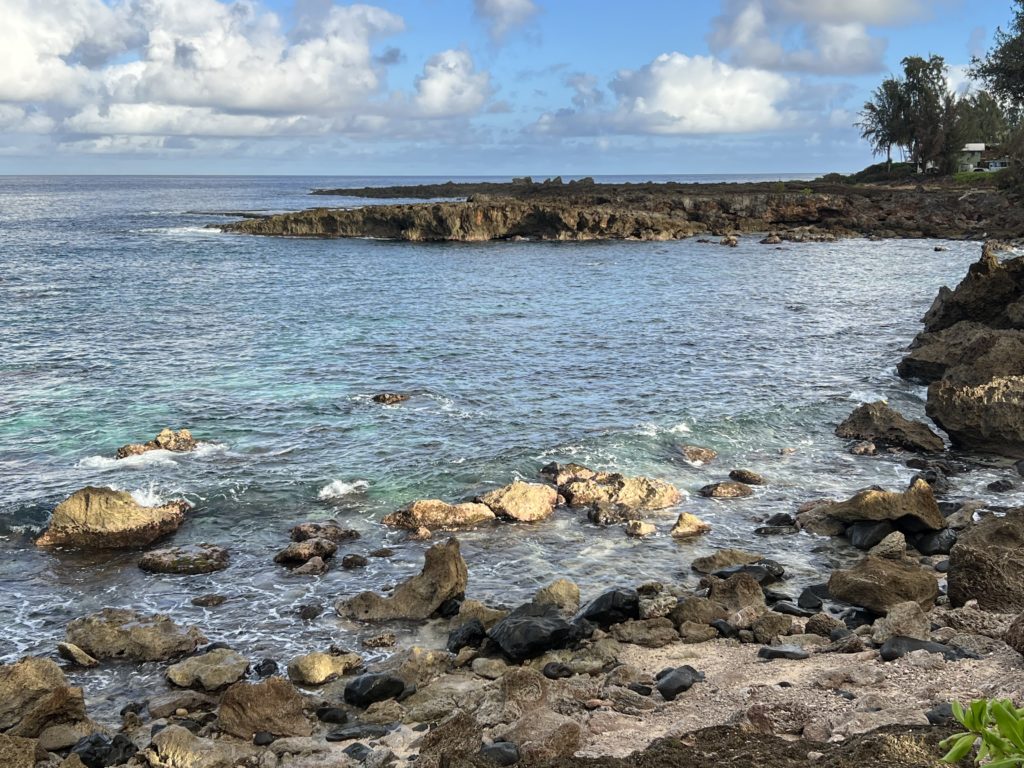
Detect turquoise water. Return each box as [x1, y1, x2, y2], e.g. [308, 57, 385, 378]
[0, 175, 1012, 715]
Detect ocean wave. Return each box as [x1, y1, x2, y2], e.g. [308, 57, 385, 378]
[135, 226, 222, 236]
[192, 442, 228, 457]
[127, 483, 168, 507]
[318, 479, 370, 500]
[77, 450, 178, 470]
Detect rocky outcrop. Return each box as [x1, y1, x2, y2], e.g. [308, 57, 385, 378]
[382, 499, 496, 530]
[827, 556, 940, 613]
[559, 468, 681, 511]
[948, 511, 1024, 611]
[823, 477, 945, 532]
[835, 402, 944, 453]
[478, 481, 557, 522]
[65, 609, 205, 661]
[899, 244, 1024, 457]
[36, 487, 189, 549]
[139, 544, 229, 574]
[0, 657, 96, 751]
[337, 538, 468, 620]
[218, 678, 312, 738]
[116, 428, 197, 458]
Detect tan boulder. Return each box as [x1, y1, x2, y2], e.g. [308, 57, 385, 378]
[835, 401, 944, 453]
[65, 608, 205, 662]
[927, 376, 1024, 458]
[338, 538, 468, 621]
[116, 428, 196, 459]
[827, 556, 940, 613]
[218, 678, 312, 738]
[670, 512, 711, 539]
[0, 734, 36, 768]
[690, 549, 761, 574]
[287, 651, 362, 685]
[824, 477, 945, 531]
[679, 445, 717, 465]
[165, 648, 249, 691]
[382, 499, 495, 530]
[625, 520, 656, 537]
[561, 473, 681, 511]
[699, 481, 753, 499]
[533, 579, 580, 616]
[36, 487, 188, 549]
[479, 481, 557, 522]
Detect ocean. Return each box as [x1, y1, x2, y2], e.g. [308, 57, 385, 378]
[0, 175, 1013, 716]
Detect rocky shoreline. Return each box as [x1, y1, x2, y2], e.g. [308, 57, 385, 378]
[5, 244, 1024, 768]
[219, 178, 1024, 242]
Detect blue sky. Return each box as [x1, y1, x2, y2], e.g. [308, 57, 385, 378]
[0, 0, 1015, 174]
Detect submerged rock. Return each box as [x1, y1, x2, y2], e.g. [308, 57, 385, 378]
[690, 549, 762, 574]
[139, 544, 229, 574]
[824, 477, 945, 532]
[116, 428, 197, 459]
[289, 521, 360, 543]
[699, 481, 753, 499]
[337, 537, 468, 621]
[219, 678, 312, 738]
[65, 609, 205, 662]
[36, 487, 189, 549]
[835, 402, 944, 453]
[479, 481, 557, 522]
[372, 393, 408, 405]
[382, 499, 495, 530]
[827, 556, 939, 613]
[679, 445, 717, 465]
[729, 469, 766, 485]
[670, 512, 711, 539]
[274, 537, 337, 565]
[948, 512, 1024, 610]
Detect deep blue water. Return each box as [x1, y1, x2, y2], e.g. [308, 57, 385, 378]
[0, 175, 1012, 717]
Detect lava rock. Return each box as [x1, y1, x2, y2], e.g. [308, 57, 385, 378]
[253, 659, 278, 677]
[447, 619, 487, 654]
[908, 528, 958, 556]
[878, 636, 977, 662]
[341, 554, 368, 569]
[847, 521, 894, 550]
[316, 706, 348, 725]
[480, 741, 520, 766]
[253, 732, 276, 746]
[488, 604, 574, 662]
[656, 666, 704, 701]
[580, 587, 640, 627]
[327, 724, 389, 741]
[343, 673, 406, 708]
[757, 644, 810, 661]
[798, 587, 824, 611]
[926, 702, 955, 726]
[70, 733, 138, 768]
[542, 662, 573, 680]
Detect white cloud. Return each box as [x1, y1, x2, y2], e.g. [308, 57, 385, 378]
[0, 105, 56, 134]
[473, 0, 538, 41]
[707, 0, 933, 74]
[536, 53, 793, 136]
[414, 49, 491, 117]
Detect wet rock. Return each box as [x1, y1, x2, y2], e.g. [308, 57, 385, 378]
[907, 528, 958, 556]
[448, 619, 487, 653]
[479, 741, 520, 766]
[70, 733, 137, 768]
[338, 537, 468, 621]
[561, 472, 682, 511]
[610, 618, 679, 648]
[699, 481, 753, 499]
[827, 556, 940, 613]
[729, 469, 766, 485]
[825, 477, 945, 532]
[191, 594, 226, 607]
[287, 650, 362, 685]
[289, 522, 360, 543]
[580, 587, 639, 627]
[0, 657, 89, 740]
[712, 560, 784, 585]
[835, 402, 944, 453]
[587, 501, 633, 526]
[219, 677, 312, 738]
[479, 481, 557, 522]
[797, 587, 824, 612]
[655, 666, 704, 701]
[35, 487, 189, 549]
[679, 445, 717, 465]
[343, 673, 406, 708]
[382, 499, 495, 530]
[757, 645, 810, 661]
[116, 428, 196, 459]
[847, 521, 893, 550]
[488, 604, 575, 662]
[690, 549, 762, 574]
[669, 512, 710, 539]
[868, 531, 906, 560]
[342, 554, 368, 568]
[533, 578, 580, 616]
[625, 520, 656, 537]
[878, 636, 974, 662]
[989, 478, 1016, 492]
[147, 689, 217, 719]
[166, 648, 249, 691]
[372, 393, 408, 405]
[361, 632, 396, 649]
[849, 441, 877, 456]
[65, 609, 205, 662]
[139, 544, 229, 574]
[293, 556, 327, 575]
[56, 643, 98, 668]
[274, 537, 337, 565]
[948, 512, 1024, 610]
[870, 601, 930, 644]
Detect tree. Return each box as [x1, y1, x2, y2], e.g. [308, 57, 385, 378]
[857, 77, 908, 166]
[900, 55, 949, 169]
[959, 90, 1011, 144]
[971, 0, 1024, 120]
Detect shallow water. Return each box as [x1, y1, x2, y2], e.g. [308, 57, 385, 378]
[1, 175, 1019, 719]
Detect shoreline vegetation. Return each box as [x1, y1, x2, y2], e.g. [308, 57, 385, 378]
[7, 243, 1024, 768]
[218, 176, 1024, 242]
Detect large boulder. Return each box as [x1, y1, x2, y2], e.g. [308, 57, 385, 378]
[140, 725, 256, 768]
[835, 401, 944, 453]
[381, 500, 495, 530]
[0, 734, 35, 768]
[139, 544, 229, 574]
[899, 322, 1024, 383]
[823, 477, 945, 532]
[560, 472, 681, 511]
[948, 511, 1024, 610]
[0, 658, 88, 739]
[287, 651, 362, 686]
[165, 649, 249, 691]
[827, 556, 940, 613]
[218, 678, 312, 738]
[337, 538, 468, 621]
[35, 487, 188, 549]
[478, 481, 557, 522]
[488, 604, 575, 662]
[65, 609, 205, 661]
[116, 428, 197, 459]
[927, 376, 1024, 458]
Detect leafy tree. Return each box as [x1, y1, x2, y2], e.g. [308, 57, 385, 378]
[900, 55, 950, 169]
[857, 77, 909, 166]
[959, 90, 1011, 144]
[971, 0, 1024, 120]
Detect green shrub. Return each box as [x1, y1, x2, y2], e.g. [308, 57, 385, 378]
[941, 698, 1024, 766]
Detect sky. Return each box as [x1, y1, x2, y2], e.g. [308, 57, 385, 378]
[0, 0, 1016, 175]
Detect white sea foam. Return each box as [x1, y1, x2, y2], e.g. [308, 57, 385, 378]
[318, 479, 370, 500]
[77, 450, 178, 470]
[128, 483, 167, 507]
[847, 391, 886, 403]
[192, 442, 228, 457]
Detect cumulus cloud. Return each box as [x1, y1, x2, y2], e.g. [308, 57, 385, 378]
[708, 0, 934, 74]
[536, 53, 793, 136]
[0, 0, 495, 148]
[473, 0, 538, 41]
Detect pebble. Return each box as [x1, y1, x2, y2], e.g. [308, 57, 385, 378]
[253, 731, 276, 746]
[316, 706, 348, 725]
[542, 662, 573, 680]
[175, 708, 188, 717]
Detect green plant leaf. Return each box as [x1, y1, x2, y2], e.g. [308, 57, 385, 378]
[942, 733, 977, 763]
